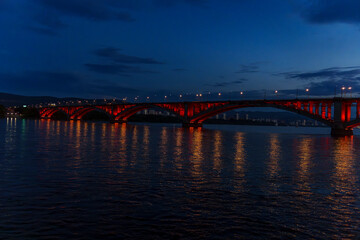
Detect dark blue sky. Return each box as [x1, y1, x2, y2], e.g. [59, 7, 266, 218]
[1, 0, 360, 100]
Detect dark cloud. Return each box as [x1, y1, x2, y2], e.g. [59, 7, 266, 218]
[235, 64, 259, 74]
[28, 0, 135, 35]
[0, 71, 84, 95]
[33, 12, 67, 30]
[26, 26, 58, 36]
[280, 66, 360, 81]
[206, 79, 247, 87]
[0, 71, 142, 97]
[154, 0, 208, 7]
[33, 0, 135, 22]
[301, 0, 360, 24]
[85, 63, 158, 75]
[93, 47, 163, 64]
[172, 68, 186, 72]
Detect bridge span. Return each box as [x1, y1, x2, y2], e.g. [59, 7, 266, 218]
[38, 97, 360, 136]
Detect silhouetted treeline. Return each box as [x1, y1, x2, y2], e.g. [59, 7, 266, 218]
[0, 105, 5, 118]
[18, 107, 40, 119]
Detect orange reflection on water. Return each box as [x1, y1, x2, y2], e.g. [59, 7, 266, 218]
[159, 127, 168, 169]
[296, 137, 313, 196]
[329, 136, 357, 237]
[212, 130, 223, 171]
[267, 134, 281, 179]
[233, 132, 246, 190]
[142, 125, 150, 159]
[130, 125, 139, 163]
[173, 128, 184, 170]
[190, 128, 204, 178]
[234, 132, 246, 174]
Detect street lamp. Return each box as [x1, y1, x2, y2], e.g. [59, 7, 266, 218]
[348, 87, 352, 97]
[305, 88, 309, 98]
[275, 90, 278, 97]
[341, 86, 346, 97]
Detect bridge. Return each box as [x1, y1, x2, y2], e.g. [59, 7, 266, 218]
[37, 97, 360, 136]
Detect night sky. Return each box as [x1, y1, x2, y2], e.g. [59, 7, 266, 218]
[1, 0, 360, 100]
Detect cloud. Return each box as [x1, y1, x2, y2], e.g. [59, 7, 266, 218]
[154, 0, 208, 7]
[206, 79, 247, 87]
[235, 64, 260, 74]
[85, 63, 158, 75]
[26, 26, 58, 36]
[93, 47, 163, 64]
[28, 0, 135, 35]
[172, 68, 186, 72]
[0, 71, 142, 97]
[300, 0, 360, 24]
[33, 0, 135, 22]
[276, 66, 360, 96]
[279, 66, 360, 81]
[0, 71, 84, 95]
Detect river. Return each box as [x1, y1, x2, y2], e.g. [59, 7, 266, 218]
[0, 118, 359, 239]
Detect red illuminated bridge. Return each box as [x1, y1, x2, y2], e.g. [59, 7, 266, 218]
[38, 97, 360, 136]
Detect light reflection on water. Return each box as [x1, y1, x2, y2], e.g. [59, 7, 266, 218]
[0, 119, 360, 239]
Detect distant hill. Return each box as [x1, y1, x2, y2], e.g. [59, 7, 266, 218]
[0, 92, 83, 107]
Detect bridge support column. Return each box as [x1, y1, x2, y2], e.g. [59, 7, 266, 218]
[182, 122, 203, 128]
[113, 119, 127, 124]
[331, 98, 353, 136]
[331, 128, 353, 137]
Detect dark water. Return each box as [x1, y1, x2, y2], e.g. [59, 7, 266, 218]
[1, 118, 360, 239]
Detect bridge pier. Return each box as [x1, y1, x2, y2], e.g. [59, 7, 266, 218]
[182, 122, 203, 128]
[113, 119, 127, 124]
[331, 99, 353, 136]
[331, 128, 353, 137]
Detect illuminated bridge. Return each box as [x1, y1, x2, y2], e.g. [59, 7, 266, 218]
[38, 97, 360, 136]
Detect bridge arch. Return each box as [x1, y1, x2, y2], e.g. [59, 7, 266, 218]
[189, 103, 334, 127]
[114, 104, 185, 122]
[47, 109, 69, 120]
[70, 107, 113, 121]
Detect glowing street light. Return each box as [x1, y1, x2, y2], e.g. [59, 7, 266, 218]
[218, 93, 221, 96]
[341, 86, 346, 97]
[348, 86, 352, 97]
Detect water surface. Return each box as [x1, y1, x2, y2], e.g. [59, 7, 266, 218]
[0, 119, 360, 239]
